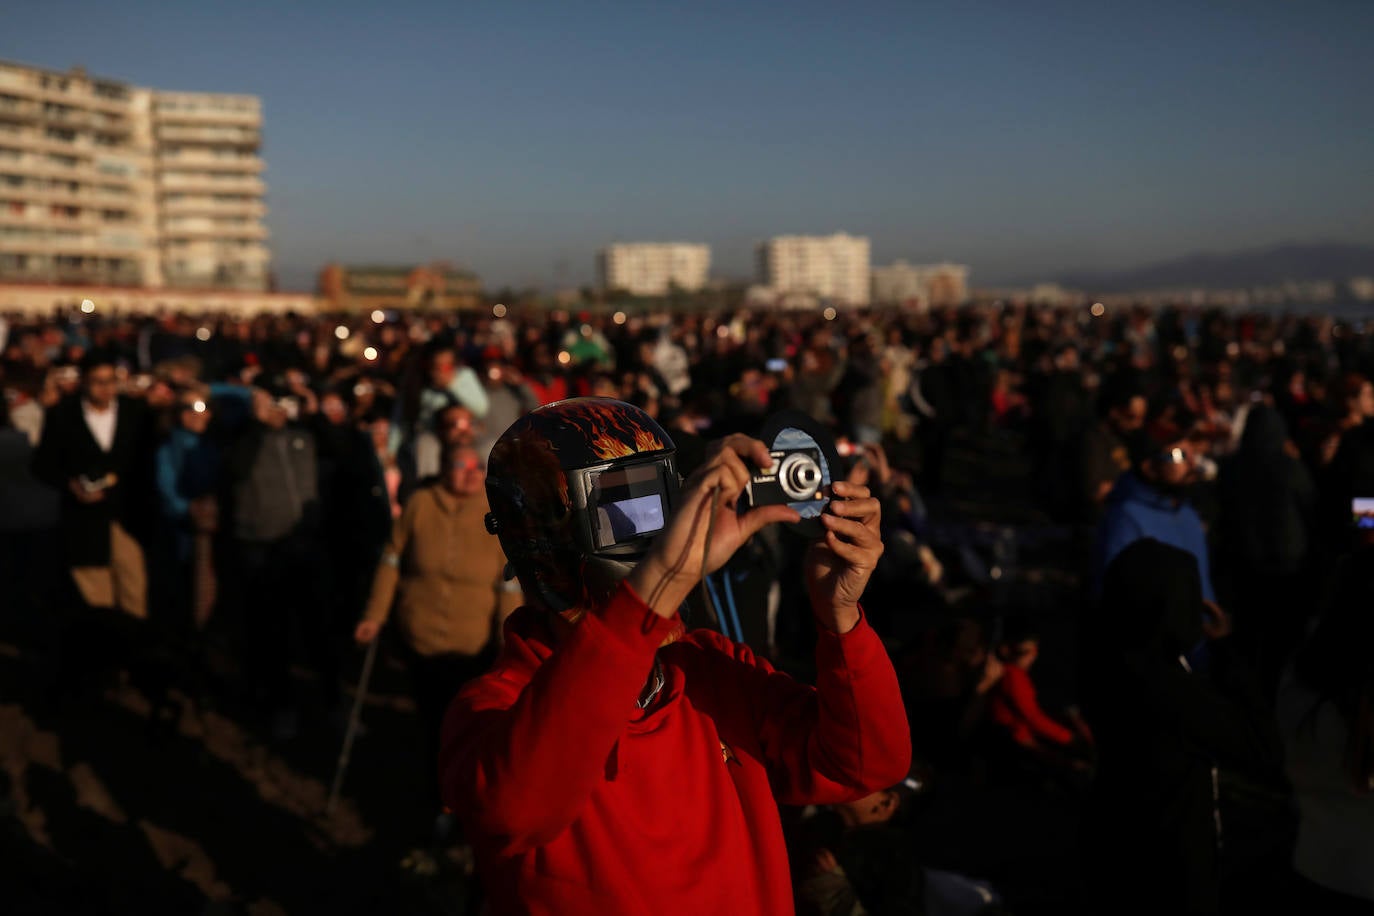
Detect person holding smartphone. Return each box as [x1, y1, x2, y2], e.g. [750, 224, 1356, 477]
[33, 349, 155, 619]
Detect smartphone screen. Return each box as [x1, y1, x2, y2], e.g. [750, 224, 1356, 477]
[1353, 497, 1374, 530]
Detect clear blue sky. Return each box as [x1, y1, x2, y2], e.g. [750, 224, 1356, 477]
[5, 0, 1373, 291]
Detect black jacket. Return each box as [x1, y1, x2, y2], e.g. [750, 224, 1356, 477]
[1218, 407, 1314, 576]
[32, 395, 155, 566]
[1081, 539, 1282, 915]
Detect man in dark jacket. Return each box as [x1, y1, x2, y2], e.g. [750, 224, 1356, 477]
[1081, 539, 1282, 916]
[32, 350, 154, 618]
[1079, 371, 1148, 521]
[227, 388, 329, 736]
[1217, 406, 1315, 694]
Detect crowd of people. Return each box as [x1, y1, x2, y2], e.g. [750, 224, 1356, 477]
[2, 298, 1374, 913]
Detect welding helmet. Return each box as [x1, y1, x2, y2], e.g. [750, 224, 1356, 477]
[484, 398, 679, 620]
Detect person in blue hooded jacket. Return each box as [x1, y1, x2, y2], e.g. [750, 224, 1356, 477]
[1093, 423, 1217, 603]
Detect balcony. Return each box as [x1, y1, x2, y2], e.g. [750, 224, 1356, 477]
[8, 134, 112, 159]
[161, 269, 268, 291]
[0, 233, 93, 255]
[156, 124, 261, 147]
[161, 222, 269, 242]
[159, 174, 265, 195]
[153, 107, 261, 128]
[0, 209, 46, 227]
[158, 152, 264, 172]
[51, 264, 144, 285]
[42, 108, 90, 128]
[161, 196, 267, 218]
[0, 78, 134, 117]
[0, 97, 40, 122]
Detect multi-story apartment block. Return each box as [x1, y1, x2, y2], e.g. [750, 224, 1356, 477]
[598, 242, 710, 296]
[871, 260, 970, 308]
[756, 233, 870, 306]
[0, 60, 269, 291]
[153, 91, 268, 290]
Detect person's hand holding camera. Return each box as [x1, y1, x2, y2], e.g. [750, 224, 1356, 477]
[803, 481, 884, 635]
[628, 434, 799, 620]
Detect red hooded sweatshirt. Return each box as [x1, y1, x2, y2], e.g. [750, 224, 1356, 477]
[439, 580, 910, 915]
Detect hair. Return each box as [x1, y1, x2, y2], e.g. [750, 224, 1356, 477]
[1096, 369, 1145, 419]
[1293, 548, 1374, 794]
[79, 347, 119, 374]
[998, 614, 1042, 647]
[1340, 372, 1370, 407]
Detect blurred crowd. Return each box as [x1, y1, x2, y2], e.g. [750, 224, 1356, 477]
[3, 299, 1374, 914]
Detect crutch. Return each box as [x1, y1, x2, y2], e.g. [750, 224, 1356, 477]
[326, 636, 379, 817]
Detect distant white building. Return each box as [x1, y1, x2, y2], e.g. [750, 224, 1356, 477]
[1350, 277, 1374, 302]
[756, 233, 870, 306]
[871, 260, 969, 308]
[598, 242, 710, 296]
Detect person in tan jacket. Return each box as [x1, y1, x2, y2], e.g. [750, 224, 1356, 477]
[354, 442, 521, 840]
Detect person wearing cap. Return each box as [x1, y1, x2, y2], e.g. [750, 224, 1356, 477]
[440, 398, 910, 915]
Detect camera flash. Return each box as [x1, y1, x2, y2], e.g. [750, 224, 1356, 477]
[192, 400, 207, 414]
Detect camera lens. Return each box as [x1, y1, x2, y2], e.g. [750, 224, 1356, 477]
[778, 452, 822, 501]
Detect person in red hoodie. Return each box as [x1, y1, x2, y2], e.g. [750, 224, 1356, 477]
[439, 398, 910, 915]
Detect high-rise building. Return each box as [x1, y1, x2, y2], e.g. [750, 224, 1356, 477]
[756, 233, 870, 306]
[0, 60, 269, 291]
[153, 91, 268, 290]
[598, 242, 710, 296]
[870, 260, 970, 308]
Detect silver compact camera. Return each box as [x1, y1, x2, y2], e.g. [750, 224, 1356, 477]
[745, 447, 827, 508]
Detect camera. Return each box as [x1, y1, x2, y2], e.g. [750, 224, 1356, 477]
[745, 447, 827, 507]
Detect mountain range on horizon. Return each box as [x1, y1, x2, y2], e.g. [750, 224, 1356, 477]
[1051, 242, 1374, 294]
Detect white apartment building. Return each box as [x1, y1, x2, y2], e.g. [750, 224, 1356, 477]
[871, 260, 970, 308]
[154, 91, 269, 290]
[756, 233, 870, 306]
[598, 242, 710, 296]
[0, 60, 269, 291]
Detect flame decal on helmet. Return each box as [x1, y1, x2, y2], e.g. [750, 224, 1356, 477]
[486, 398, 676, 621]
[550, 399, 667, 461]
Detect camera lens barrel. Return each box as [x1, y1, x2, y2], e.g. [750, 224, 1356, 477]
[778, 452, 822, 501]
